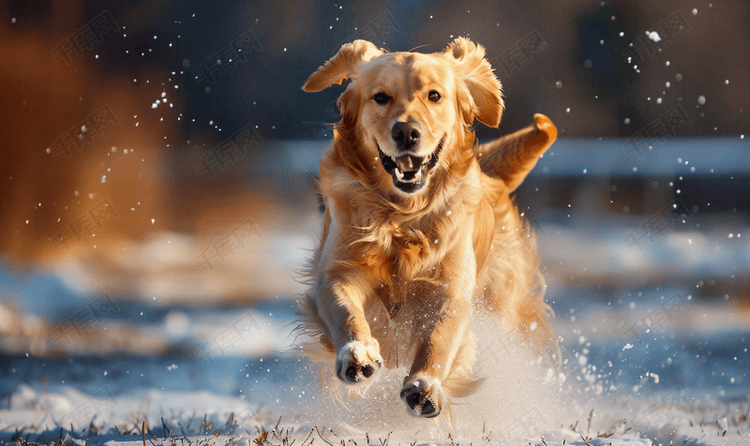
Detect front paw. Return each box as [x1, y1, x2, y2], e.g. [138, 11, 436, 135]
[400, 376, 445, 418]
[335, 340, 383, 384]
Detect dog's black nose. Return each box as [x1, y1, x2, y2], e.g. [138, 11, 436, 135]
[391, 121, 422, 151]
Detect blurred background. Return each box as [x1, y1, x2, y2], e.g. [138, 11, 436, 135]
[0, 0, 749, 442]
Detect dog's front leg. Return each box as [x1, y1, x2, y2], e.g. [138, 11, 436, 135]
[315, 270, 384, 384]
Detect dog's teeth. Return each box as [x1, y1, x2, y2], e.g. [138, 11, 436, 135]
[395, 168, 404, 180]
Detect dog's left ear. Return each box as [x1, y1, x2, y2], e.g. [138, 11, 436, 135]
[444, 37, 504, 128]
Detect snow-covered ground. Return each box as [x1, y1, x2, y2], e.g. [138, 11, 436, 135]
[2, 290, 748, 445]
[1, 142, 749, 446]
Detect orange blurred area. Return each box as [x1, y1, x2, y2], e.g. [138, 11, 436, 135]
[1, 8, 169, 261]
[0, 7, 318, 311]
[1, 2, 749, 360]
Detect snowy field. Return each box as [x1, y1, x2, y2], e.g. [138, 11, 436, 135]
[2, 0, 749, 443]
[1, 137, 749, 446]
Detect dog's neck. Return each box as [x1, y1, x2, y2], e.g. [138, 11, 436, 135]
[319, 126, 484, 280]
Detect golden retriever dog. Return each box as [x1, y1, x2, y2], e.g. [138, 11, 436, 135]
[298, 37, 559, 422]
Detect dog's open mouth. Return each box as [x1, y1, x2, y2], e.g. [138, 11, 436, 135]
[377, 138, 444, 193]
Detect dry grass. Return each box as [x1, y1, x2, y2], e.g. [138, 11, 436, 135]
[7, 396, 749, 446]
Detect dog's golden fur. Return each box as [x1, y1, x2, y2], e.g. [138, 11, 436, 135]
[297, 38, 559, 422]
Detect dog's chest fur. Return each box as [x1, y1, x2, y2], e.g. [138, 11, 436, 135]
[359, 210, 458, 281]
[322, 149, 491, 280]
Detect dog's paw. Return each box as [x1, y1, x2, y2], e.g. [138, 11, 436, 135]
[400, 376, 446, 418]
[335, 340, 383, 384]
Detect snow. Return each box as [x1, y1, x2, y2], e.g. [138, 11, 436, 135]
[646, 31, 661, 43]
[2, 138, 750, 444]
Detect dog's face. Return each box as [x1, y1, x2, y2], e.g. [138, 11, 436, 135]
[357, 52, 455, 194]
[304, 38, 504, 195]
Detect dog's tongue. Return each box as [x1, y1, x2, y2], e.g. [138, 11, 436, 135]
[395, 155, 423, 172]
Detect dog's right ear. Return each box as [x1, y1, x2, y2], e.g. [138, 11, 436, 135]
[302, 40, 384, 92]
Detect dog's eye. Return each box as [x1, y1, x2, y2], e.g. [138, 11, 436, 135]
[428, 91, 441, 102]
[373, 93, 390, 105]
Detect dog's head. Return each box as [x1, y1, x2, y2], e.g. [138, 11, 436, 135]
[303, 38, 504, 195]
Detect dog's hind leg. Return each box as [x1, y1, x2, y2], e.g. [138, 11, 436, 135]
[441, 330, 484, 431]
[443, 329, 484, 398]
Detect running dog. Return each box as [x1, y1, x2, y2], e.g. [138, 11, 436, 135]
[298, 37, 559, 422]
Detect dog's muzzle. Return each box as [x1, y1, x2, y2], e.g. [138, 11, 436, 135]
[378, 138, 444, 194]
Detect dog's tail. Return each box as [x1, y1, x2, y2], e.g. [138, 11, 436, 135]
[477, 113, 557, 192]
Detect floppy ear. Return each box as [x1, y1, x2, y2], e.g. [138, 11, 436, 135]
[444, 37, 504, 128]
[302, 40, 384, 92]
